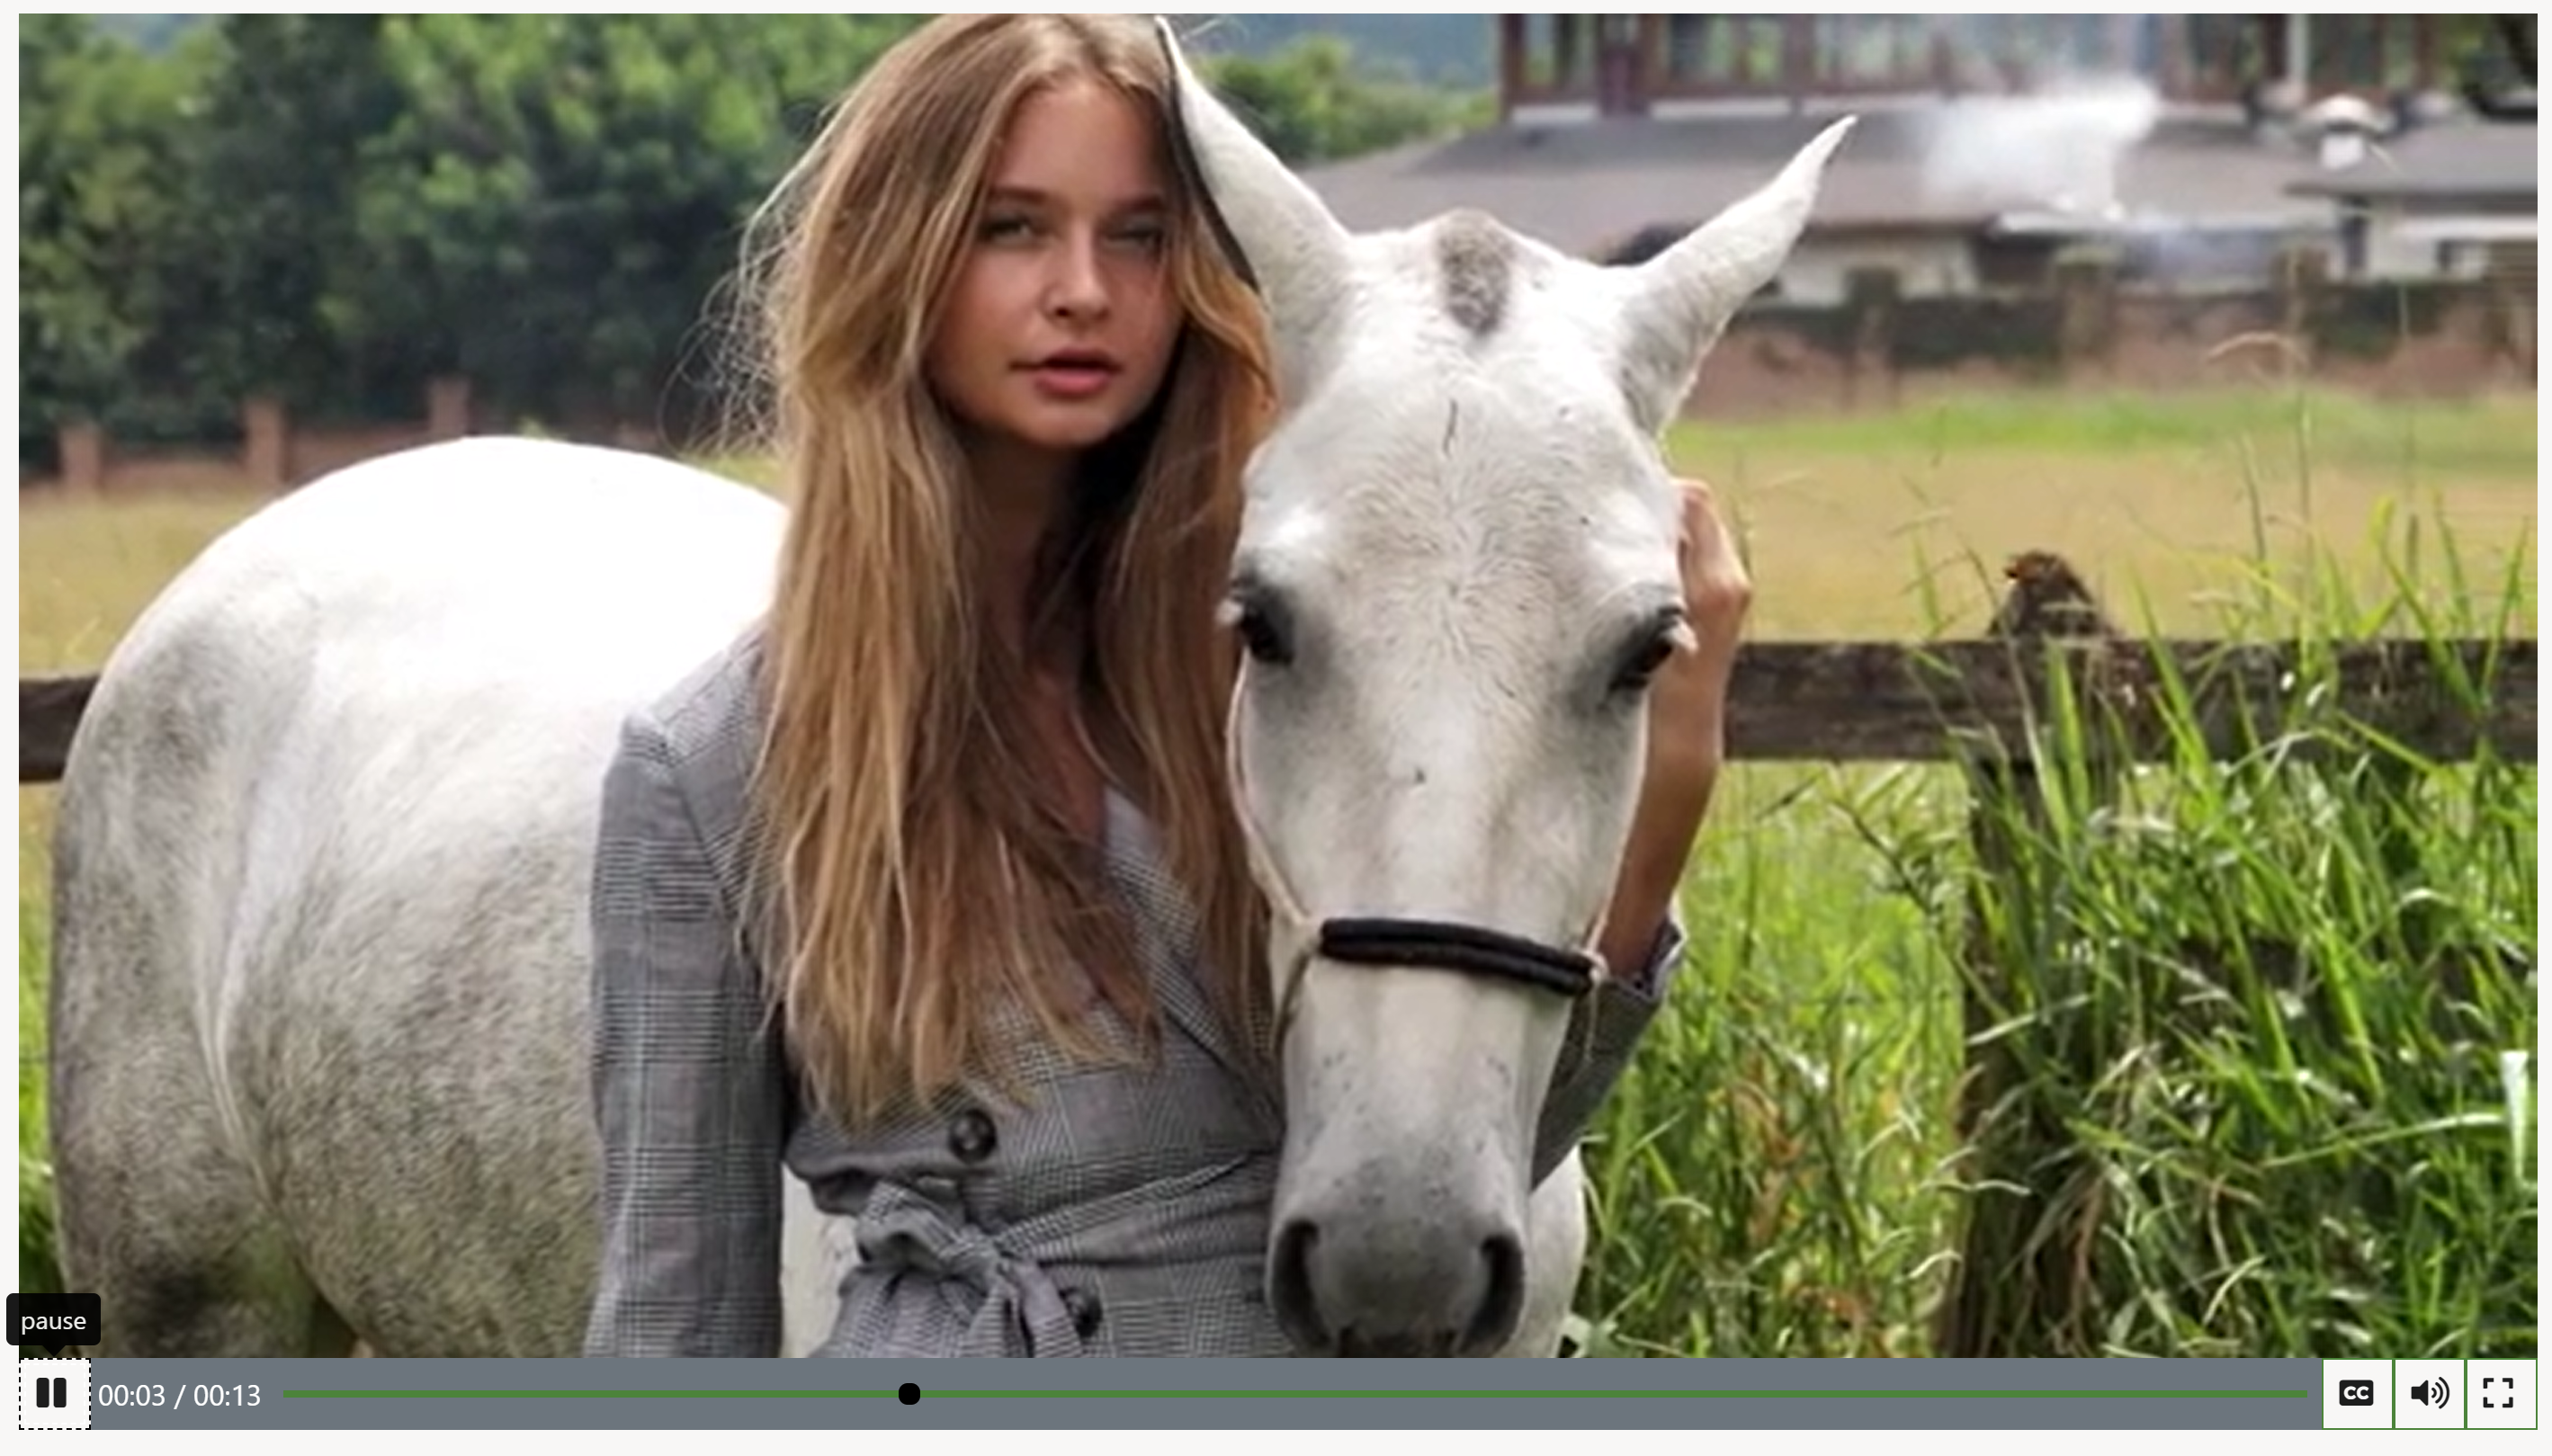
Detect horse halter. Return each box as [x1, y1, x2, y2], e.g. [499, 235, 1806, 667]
[1314, 919, 1598, 999]
[1222, 682, 1606, 1030]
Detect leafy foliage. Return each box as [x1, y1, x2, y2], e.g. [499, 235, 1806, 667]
[19, 15, 1488, 463]
[18, 17, 221, 459]
[1207, 35, 1492, 165]
[1188, 14, 1493, 87]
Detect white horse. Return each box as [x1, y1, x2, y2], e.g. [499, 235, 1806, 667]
[44, 28, 1848, 1358]
[43, 442, 858, 1356]
[1162, 34, 1848, 1355]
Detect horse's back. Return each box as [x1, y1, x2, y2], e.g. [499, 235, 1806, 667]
[153, 435, 778, 676]
[49, 436, 786, 1355]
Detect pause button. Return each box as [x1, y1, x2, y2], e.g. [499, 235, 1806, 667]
[18, 1362, 89, 1431]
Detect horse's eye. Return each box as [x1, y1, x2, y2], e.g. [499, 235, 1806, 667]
[1611, 637, 1673, 693]
[1238, 606, 1292, 665]
[1220, 591, 1294, 667]
[1608, 612, 1690, 695]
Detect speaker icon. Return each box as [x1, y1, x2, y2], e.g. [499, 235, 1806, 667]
[2410, 1376, 2452, 1409]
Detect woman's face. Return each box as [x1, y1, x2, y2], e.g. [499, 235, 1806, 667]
[926, 76, 1185, 473]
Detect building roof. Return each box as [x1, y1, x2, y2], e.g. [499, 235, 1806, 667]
[1296, 99, 2481, 259]
[2283, 120, 2539, 203]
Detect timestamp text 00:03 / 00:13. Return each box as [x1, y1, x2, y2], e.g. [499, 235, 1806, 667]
[94, 1384, 264, 1408]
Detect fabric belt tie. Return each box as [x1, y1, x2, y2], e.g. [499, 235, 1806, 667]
[850, 1154, 1278, 1358]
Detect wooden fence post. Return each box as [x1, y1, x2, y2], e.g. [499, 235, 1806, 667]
[1933, 549, 2130, 1358]
[2276, 245, 2331, 371]
[242, 397, 289, 491]
[1842, 267, 1901, 412]
[2055, 254, 2119, 382]
[426, 377, 472, 441]
[58, 421, 106, 493]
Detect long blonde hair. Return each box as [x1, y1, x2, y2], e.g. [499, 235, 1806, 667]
[730, 13, 1274, 1129]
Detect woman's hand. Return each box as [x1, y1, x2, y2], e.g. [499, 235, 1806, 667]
[1646, 476, 1750, 792]
[1596, 477, 1750, 983]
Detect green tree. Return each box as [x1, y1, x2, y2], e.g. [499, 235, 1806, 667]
[1204, 35, 1489, 165]
[182, 16, 412, 423]
[18, 16, 219, 461]
[342, 14, 922, 435]
[17, 14, 1496, 464]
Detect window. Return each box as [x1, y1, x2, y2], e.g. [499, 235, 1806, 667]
[1813, 16, 1931, 89]
[2181, 14, 2270, 99]
[1521, 13, 1596, 94]
[1664, 15, 1786, 88]
[2309, 15, 2427, 92]
[1957, 15, 2124, 82]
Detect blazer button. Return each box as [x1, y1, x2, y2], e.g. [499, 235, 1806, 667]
[948, 1108, 998, 1163]
[1062, 1286, 1103, 1340]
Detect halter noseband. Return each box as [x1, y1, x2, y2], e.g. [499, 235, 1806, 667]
[1316, 917, 1598, 999]
[1223, 681, 1605, 1020]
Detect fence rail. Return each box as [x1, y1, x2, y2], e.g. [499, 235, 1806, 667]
[18, 636, 2536, 784]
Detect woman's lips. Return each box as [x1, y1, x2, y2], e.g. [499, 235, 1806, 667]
[1025, 356, 1119, 399]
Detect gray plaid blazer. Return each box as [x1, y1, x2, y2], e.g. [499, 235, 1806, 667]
[582, 629, 1684, 1358]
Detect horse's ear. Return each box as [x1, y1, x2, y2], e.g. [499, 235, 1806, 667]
[1604, 117, 1856, 438]
[1154, 15, 1355, 402]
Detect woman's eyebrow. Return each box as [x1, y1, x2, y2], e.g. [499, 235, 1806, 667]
[984, 183, 1166, 214]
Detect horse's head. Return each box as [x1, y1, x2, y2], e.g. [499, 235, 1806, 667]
[1158, 22, 1849, 1356]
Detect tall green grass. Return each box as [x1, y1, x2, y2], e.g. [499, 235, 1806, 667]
[1568, 492, 2536, 1359]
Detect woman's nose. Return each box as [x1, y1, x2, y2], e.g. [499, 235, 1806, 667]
[1043, 236, 1111, 320]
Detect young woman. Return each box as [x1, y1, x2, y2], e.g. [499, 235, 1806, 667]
[582, 13, 1751, 1359]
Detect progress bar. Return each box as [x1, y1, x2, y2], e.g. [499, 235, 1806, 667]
[27, 1357, 2347, 1433]
[281, 1387, 2311, 1400]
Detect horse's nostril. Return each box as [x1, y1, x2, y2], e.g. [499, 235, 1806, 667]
[1464, 1231, 1527, 1356]
[1269, 1204, 1527, 1356]
[1268, 1218, 1327, 1352]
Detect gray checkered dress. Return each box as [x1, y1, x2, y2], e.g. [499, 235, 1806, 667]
[581, 630, 1684, 1358]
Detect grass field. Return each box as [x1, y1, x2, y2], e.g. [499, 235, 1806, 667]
[17, 384, 2540, 1355]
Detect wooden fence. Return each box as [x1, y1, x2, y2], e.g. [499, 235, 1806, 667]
[19, 633, 2537, 785]
[13, 558, 2537, 1356]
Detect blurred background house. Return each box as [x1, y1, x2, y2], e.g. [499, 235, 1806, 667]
[2289, 121, 2537, 291]
[1297, 14, 2538, 303]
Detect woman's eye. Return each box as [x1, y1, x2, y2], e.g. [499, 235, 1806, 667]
[1111, 220, 1167, 253]
[978, 213, 1037, 243]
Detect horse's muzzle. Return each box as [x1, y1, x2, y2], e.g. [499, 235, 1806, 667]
[1268, 1202, 1527, 1357]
